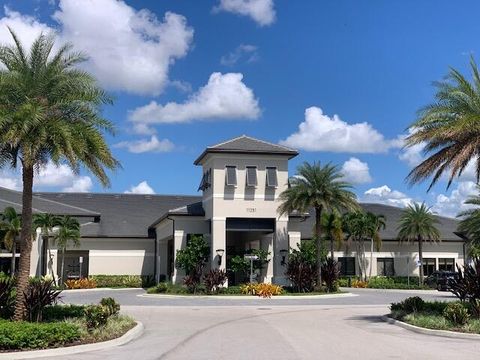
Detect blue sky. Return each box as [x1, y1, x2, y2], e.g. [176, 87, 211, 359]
[0, 0, 478, 217]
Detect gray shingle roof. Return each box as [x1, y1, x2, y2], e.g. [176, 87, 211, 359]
[292, 202, 461, 241]
[0, 187, 99, 217]
[150, 201, 205, 228]
[194, 135, 298, 165]
[34, 192, 201, 238]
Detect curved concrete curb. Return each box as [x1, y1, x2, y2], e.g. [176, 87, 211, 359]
[139, 292, 357, 300]
[0, 321, 144, 359]
[63, 287, 143, 292]
[381, 315, 480, 340]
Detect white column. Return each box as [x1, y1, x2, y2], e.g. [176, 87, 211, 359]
[211, 218, 227, 285]
[262, 232, 274, 283]
[30, 229, 42, 276]
[273, 220, 289, 285]
[172, 230, 185, 284]
[288, 231, 301, 251]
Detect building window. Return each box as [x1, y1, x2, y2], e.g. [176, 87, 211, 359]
[266, 167, 278, 187]
[438, 258, 455, 272]
[198, 168, 211, 191]
[377, 258, 395, 276]
[225, 166, 237, 186]
[422, 258, 436, 276]
[246, 166, 257, 187]
[338, 257, 355, 276]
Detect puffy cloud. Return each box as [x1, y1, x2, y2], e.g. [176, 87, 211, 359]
[114, 136, 174, 154]
[432, 181, 478, 218]
[363, 185, 413, 208]
[52, 0, 194, 95]
[213, 0, 276, 26]
[280, 107, 400, 153]
[124, 181, 155, 194]
[221, 44, 259, 66]
[0, 162, 93, 192]
[341, 158, 372, 184]
[129, 72, 260, 126]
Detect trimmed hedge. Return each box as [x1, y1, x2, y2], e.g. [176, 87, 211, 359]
[89, 275, 155, 288]
[0, 320, 80, 350]
[43, 305, 86, 322]
[338, 276, 428, 290]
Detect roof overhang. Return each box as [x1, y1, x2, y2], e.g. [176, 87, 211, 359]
[194, 149, 299, 166]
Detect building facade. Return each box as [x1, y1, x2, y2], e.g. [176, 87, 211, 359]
[0, 135, 466, 284]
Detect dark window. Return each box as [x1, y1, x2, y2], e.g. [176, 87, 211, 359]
[266, 167, 278, 187]
[198, 168, 211, 191]
[438, 258, 455, 272]
[377, 258, 395, 276]
[422, 258, 436, 276]
[226, 166, 237, 186]
[246, 166, 257, 187]
[338, 257, 355, 276]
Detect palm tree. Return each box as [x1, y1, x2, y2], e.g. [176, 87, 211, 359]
[0, 29, 119, 320]
[321, 211, 344, 259]
[343, 211, 370, 281]
[366, 212, 386, 278]
[397, 203, 440, 285]
[405, 57, 480, 190]
[279, 161, 359, 284]
[53, 216, 80, 287]
[33, 213, 61, 281]
[0, 207, 21, 277]
[457, 187, 480, 248]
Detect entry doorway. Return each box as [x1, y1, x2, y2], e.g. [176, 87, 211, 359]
[57, 250, 89, 281]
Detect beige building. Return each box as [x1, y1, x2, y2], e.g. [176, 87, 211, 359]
[0, 135, 466, 285]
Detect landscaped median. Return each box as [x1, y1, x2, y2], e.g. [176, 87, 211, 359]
[0, 275, 138, 355]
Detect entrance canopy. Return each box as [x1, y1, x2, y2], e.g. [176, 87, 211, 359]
[226, 218, 275, 233]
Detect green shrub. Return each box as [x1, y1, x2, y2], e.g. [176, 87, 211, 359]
[443, 302, 470, 325]
[0, 319, 80, 350]
[89, 275, 154, 288]
[43, 305, 86, 321]
[219, 286, 242, 295]
[390, 296, 425, 313]
[147, 282, 168, 294]
[338, 276, 359, 287]
[367, 276, 427, 289]
[422, 301, 449, 315]
[23, 279, 62, 322]
[0, 276, 15, 319]
[100, 297, 120, 317]
[84, 305, 110, 330]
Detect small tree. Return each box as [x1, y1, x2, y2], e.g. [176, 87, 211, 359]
[0, 207, 22, 277]
[175, 235, 209, 293]
[229, 249, 270, 282]
[33, 213, 61, 282]
[53, 216, 80, 286]
[285, 241, 318, 293]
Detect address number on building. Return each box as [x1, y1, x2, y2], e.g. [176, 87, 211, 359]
[246, 208, 256, 213]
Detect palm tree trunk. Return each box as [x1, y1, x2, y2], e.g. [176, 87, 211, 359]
[315, 206, 323, 287]
[13, 165, 34, 321]
[418, 235, 424, 286]
[330, 235, 335, 259]
[10, 238, 16, 277]
[369, 238, 373, 279]
[60, 248, 65, 288]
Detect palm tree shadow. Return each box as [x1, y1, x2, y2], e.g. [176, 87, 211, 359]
[346, 315, 385, 323]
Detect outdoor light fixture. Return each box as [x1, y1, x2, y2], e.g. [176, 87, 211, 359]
[216, 249, 225, 266]
[280, 249, 288, 266]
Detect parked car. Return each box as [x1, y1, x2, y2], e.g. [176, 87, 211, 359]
[425, 271, 459, 291]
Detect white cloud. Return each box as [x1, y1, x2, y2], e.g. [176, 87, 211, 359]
[341, 158, 372, 184]
[363, 185, 413, 208]
[432, 181, 478, 218]
[129, 72, 260, 126]
[0, 176, 21, 191]
[221, 44, 258, 66]
[124, 181, 155, 194]
[280, 107, 400, 153]
[213, 0, 276, 26]
[115, 136, 174, 154]
[63, 176, 93, 192]
[0, 7, 55, 49]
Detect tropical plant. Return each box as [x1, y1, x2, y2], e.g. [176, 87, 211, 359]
[23, 279, 62, 322]
[203, 269, 228, 294]
[279, 161, 359, 284]
[443, 302, 470, 325]
[0, 276, 15, 319]
[53, 216, 80, 286]
[367, 213, 386, 278]
[285, 241, 318, 292]
[448, 258, 480, 317]
[99, 297, 120, 317]
[175, 235, 209, 293]
[458, 188, 480, 248]
[321, 211, 344, 259]
[397, 203, 440, 285]
[0, 206, 21, 277]
[229, 248, 271, 282]
[0, 30, 119, 320]
[33, 213, 61, 282]
[321, 257, 340, 292]
[240, 283, 283, 297]
[404, 57, 480, 190]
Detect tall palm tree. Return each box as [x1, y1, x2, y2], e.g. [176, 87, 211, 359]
[457, 187, 480, 248]
[0, 29, 120, 320]
[366, 212, 386, 278]
[405, 57, 480, 190]
[33, 213, 61, 281]
[53, 216, 80, 287]
[279, 161, 359, 284]
[343, 211, 370, 281]
[397, 203, 440, 285]
[321, 211, 344, 259]
[0, 207, 21, 277]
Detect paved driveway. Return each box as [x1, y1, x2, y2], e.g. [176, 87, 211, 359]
[40, 289, 480, 360]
